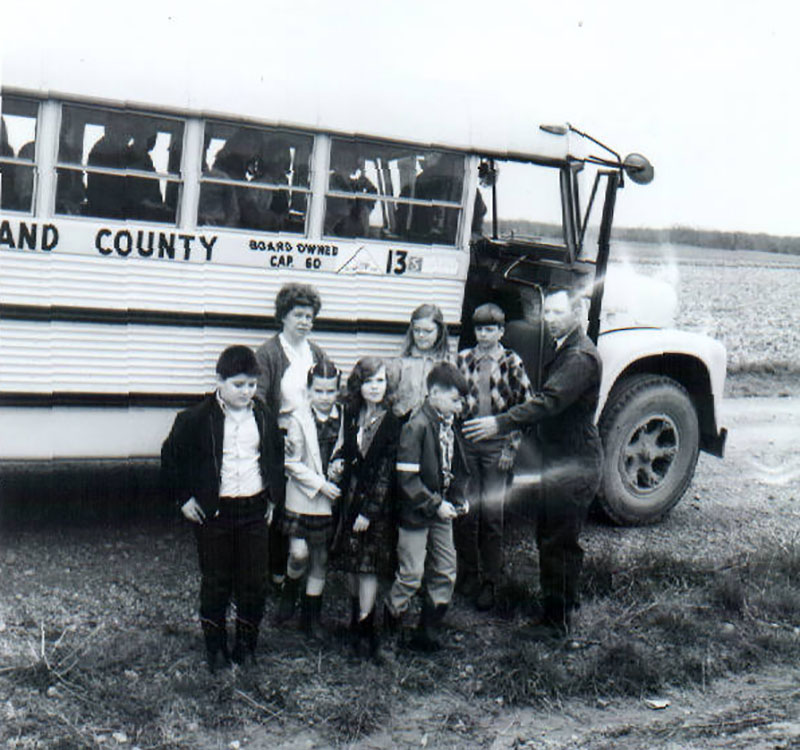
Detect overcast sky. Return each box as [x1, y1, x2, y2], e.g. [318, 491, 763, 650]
[2, 0, 798, 235]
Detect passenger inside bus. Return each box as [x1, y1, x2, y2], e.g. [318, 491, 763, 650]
[199, 127, 304, 232]
[0, 118, 36, 212]
[198, 132, 246, 227]
[86, 118, 132, 220]
[396, 151, 462, 244]
[125, 120, 166, 222]
[325, 142, 376, 238]
[238, 133, 292, 232]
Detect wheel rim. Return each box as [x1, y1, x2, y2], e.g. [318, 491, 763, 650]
[619, 414, 680, 496]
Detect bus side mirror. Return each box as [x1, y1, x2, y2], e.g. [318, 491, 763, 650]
[623, 153, 654, 185]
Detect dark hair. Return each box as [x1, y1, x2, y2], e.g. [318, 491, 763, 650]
[274, 283, 322, 325]
[472, 302, 505, 326]
[216, 345, 260, 379]
[426, 361, 468, 397]
[345, 356, 395, 410]
[545, 285, 581, 307]
[400, 303, 450, 358]
[307, 358, 341, 388]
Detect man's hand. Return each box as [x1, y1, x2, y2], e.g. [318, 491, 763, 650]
[265, 502, 274, 526]
[319, 481, 341, 501]
[436, 500, 458, 520]
[352, 514, 370, 532]
[462, 416, 499, 442]
[181, 497, 206, 524]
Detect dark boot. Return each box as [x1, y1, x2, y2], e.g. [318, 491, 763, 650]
[275, 576, 301, 624]
[408, 599, 447, 653]
[231, 618, 259, 667]
[520, 597, 570, 641]
[358, 608, 383, 663]
[201, 618, 230, 674]
[302, 594, 325, 641]
[348, 596, 360, 651]
[383, 605, 402, 640]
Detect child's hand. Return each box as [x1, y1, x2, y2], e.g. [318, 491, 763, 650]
[320, 481, 341, 501]
[457, 500, 470, 516]
[498, 452, 514, 471]
[181, 497, 205, 524]
[352, 514, 370, 532]
[436, 500, 458, 520]
[327, 458, 344, 482]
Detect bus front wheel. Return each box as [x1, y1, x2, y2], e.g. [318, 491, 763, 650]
[598, 374, 700, 526]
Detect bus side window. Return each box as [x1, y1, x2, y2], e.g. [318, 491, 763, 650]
[0, 97, 38, 213]
[197, 122, 313, 234]
[55, 105, 184, 223]
[324, 140, 464, 246]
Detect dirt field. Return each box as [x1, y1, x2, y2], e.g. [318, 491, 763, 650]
[1, 393, 798, 750]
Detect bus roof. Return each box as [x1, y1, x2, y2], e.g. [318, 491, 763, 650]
[2, 48, 579, 164]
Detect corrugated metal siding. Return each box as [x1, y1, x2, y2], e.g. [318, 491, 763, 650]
[0, 321, 424, 393]
[0, 253, 465, 321]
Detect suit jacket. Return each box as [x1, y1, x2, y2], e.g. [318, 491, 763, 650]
[495, 327, 603, 464]
[254, 333, 326, 412]
[161, 394, 284, 517]
[396, 401, 469, 529]
[281, 408, 331, 516]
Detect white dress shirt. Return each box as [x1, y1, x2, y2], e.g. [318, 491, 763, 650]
[217, 394, 264, 498]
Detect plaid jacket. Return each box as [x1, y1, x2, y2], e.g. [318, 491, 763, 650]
[456, 345, 533, 458]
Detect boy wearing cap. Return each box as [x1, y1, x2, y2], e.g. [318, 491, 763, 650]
[455, 303, 532, 610]
[161, 345, 283, 672]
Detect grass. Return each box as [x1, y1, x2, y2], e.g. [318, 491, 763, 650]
[2, 524, 800, 747]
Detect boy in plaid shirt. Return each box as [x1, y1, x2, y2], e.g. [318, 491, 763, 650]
[455, 303, 532, 610]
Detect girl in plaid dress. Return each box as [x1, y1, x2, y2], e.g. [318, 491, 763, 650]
[336, 357, 402, 659]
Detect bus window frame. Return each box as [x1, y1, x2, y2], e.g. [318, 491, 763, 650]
[196, 117, 315, 236]
[322, 135, 468, 247]
[0, 95, 41, 215]
[53, 101, 186, 225]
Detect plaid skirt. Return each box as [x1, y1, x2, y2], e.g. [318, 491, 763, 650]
[340, 514, 397, 578]
[280, 510, 335, 547]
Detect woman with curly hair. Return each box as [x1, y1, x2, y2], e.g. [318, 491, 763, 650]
[255, 283, 329, 590]
[389, 303, 452, 418]
[334, 356, 402, 660]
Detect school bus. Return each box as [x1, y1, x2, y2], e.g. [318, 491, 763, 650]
[0, 71, 726, 525]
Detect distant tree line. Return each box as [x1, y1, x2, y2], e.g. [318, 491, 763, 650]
[490, 221, 800, 255]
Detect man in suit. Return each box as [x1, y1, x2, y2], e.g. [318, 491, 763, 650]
[463, 288, 603, 638]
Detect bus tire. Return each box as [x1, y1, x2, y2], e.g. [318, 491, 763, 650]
[598, 374, 699, 526]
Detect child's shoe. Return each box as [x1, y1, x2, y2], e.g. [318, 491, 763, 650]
[202, 619, 231, 674]
[358, 608, 384, 663]
[231, 619, 259, 667]
[275, 576, 301, 623]
[408, 599, 447, 653]
[302, 594, 325, 641]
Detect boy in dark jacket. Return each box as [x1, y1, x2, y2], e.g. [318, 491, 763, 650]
[161, 345, 283, 672]
[385, 362, 470, 651]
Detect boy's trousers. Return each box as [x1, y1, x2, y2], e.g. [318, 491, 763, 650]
[388, 518, 457, 614]
[456, 438, 507, 585]
[194, 494, 269, 629]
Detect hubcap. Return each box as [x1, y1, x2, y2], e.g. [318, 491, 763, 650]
[620, 415, 679, 495]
